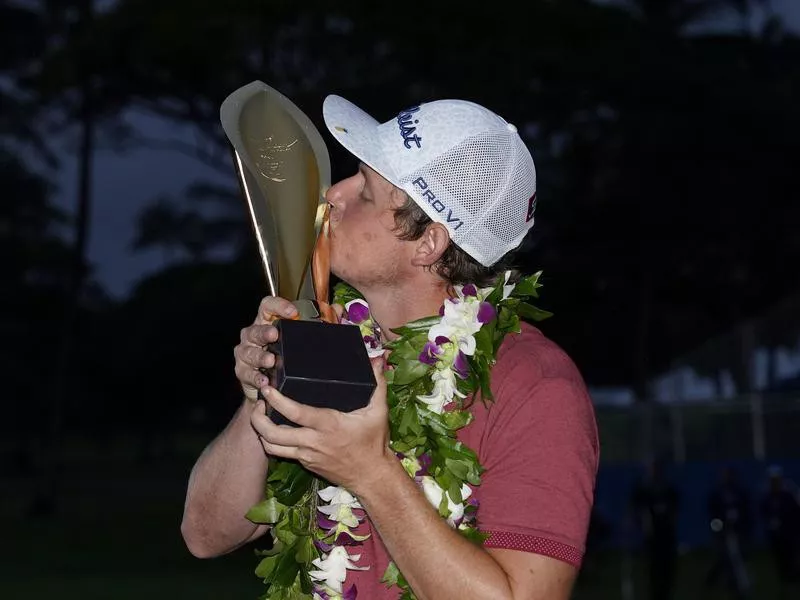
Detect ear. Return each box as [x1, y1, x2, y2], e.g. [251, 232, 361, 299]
[410, 222, 450, 267]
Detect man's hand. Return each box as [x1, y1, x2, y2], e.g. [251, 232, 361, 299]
[250, 356, 393, 493]
[233, 296, 298, 401]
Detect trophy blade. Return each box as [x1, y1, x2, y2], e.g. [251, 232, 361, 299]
[220, 81, 331, 301]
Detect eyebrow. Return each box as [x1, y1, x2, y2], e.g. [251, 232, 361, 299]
[358, 162, 398, 202]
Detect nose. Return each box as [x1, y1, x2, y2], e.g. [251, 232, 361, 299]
[325, 172, 359, 217]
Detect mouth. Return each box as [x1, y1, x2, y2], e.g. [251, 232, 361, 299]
[326, 205, 338, 237]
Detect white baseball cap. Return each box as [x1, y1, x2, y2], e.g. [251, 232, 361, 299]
[322, 95, 537, 267]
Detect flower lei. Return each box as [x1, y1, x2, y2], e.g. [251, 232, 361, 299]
[245, 271, 552, 600]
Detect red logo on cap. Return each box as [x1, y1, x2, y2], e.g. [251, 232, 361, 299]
[526, 192, 537, 222]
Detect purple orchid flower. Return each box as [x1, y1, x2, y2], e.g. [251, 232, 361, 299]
[343, 584, 358, 600]
[419, 341, 442, 365]
[419, 335, 452, 365]
[477, 301, 496, 324]
[314, 539, 333, 553]
[318, 515, 338, 530]
[453, 351, 470, 379]
[462, 283, 478, 297]
[418, 453, 432, 476]
[335, 530, 364, 545]
[346, 300, 370, 324]
[313, 585, 332, 600]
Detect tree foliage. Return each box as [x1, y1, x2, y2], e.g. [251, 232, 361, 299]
[3, 0, 799, 452]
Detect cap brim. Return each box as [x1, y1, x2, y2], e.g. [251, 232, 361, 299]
[322, 95, 398, 184]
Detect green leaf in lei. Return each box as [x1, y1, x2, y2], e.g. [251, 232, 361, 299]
[516, 302, 554, 322]
[269, 460, 314, 505]
[512, 271, 544, 298]
[246, 496, 286, 524]
[392, 357, 431, 385]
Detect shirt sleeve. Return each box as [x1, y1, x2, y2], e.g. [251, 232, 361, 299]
[473, 334, 600, 568]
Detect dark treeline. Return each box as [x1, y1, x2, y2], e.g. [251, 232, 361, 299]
[2, 0, 799, 457]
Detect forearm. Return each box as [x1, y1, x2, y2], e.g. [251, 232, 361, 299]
[181, 398, 269, 557]
[353, 455, 514, 600]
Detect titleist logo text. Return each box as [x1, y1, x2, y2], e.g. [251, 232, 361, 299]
[397, 106, 422, 149]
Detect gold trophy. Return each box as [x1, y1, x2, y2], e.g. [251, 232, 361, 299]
[220, 81, 374, 425]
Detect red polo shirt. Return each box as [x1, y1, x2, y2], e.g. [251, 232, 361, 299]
[346, 322, 600, 597]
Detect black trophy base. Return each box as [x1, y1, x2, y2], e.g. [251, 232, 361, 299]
[267, 318, 376, 427]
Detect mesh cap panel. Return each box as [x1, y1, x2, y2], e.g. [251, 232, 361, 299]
[400, 131, 536, 265]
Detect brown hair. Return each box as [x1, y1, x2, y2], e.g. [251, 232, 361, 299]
[392, 195, 521, 288]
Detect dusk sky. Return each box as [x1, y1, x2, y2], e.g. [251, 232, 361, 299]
[46, 0, 800, 300]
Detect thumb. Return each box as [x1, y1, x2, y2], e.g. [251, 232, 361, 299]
[333, 303, 345, 322]
[370, 355, 387, 384]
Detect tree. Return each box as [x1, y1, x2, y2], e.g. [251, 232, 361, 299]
[26, 0, 799, 401]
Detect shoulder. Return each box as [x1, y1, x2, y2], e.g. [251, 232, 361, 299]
[483, 321, 598, 461]
[492, 321, 588, 391]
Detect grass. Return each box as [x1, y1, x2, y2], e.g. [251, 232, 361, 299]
[573, 547, 796, 600]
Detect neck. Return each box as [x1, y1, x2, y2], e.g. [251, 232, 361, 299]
[358, 277, 449, 341]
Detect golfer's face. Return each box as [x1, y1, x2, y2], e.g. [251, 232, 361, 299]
[326, 163, 412, 288]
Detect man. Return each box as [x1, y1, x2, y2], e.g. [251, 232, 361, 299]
[704, 465, 753, 599]
[760, 465, 800, 591]
[630, 458, 680, 600]
[181, 94, 599, 599]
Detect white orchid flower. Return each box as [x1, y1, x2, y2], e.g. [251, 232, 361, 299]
[429, 297, 488, 356]
[477, 270, 516, 301]
[419, 476, 473, 526]
[318, 502, 360, 528]
[416, 368, 465, 414]
[317, 486, 362, 528]
[318, 486, 362, 509]
[501, 270, 516, 300]
[309, 546, 368, 594]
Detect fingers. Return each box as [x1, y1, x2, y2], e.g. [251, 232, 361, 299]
[234, 360, 269, 391]
[262, 385, 333, 430]
[240, 323, 279, 347]
[235, 344, 276, 370]
[250, 400, 313, 447]
[234, 330, 279, 390]
[251, 402, 302, 459]
[255, 296, 298, 325]
[235, 294, 293, 398]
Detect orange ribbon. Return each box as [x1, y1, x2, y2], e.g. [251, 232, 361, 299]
[312, 204, 338, 324]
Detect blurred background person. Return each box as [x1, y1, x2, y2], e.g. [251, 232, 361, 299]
[630, 457, 681, 600]
[704, 465, 753, 599]
[759, 465, 800, 597]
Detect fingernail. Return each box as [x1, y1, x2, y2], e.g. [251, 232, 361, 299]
[285, 306, 297, 316]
